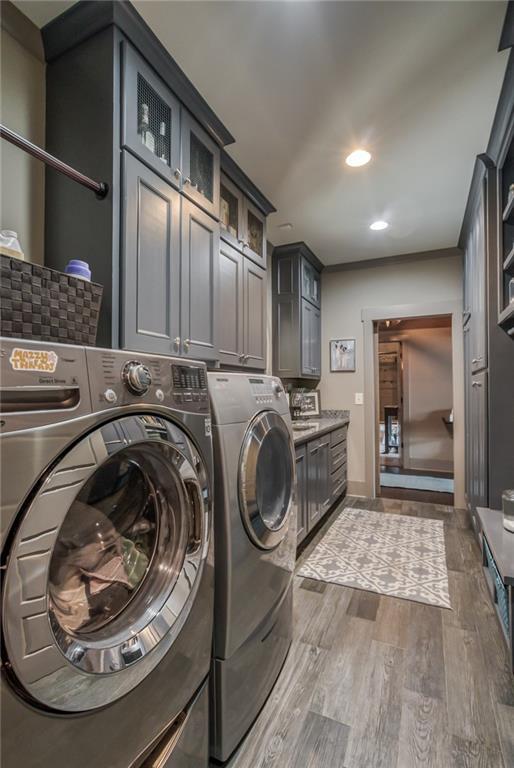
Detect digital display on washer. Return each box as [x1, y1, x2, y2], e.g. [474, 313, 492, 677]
[171, 364, 207, 390]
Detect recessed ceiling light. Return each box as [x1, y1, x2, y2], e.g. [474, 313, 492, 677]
[370, 220, 389, 231]
[345, 149, 371, 167]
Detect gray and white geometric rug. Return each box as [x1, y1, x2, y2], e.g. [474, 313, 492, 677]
[297, 508, 451, 609]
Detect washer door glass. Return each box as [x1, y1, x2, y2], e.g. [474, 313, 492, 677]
[239, 411, 295, 549]
[2, 414, 211, 713]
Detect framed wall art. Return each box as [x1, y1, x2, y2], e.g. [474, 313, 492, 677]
[330, 338, 356, 372]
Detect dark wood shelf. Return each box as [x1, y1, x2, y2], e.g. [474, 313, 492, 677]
[504, 242, 514, 272]
[503, 192, 514, 223]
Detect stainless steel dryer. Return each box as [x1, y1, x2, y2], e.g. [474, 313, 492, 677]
[0, 339, 214, 768]
[208, 372, 296, 762]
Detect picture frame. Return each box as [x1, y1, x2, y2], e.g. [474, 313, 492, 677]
[302, 390, 321, 417]
[330, 338, 356, 372]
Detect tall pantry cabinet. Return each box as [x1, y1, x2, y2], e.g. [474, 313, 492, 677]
[460, 42, 514, 516]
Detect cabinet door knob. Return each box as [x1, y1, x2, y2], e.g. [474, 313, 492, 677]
[173, 168, 182, 180]
[173, 337, 181, 351]
[183, 177, 191, 185]
[183, 339, 190, 352]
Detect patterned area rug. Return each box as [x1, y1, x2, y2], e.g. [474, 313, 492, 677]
[297, 508, 451, 609]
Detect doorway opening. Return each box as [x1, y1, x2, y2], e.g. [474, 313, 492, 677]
[376, 315, 454, 505]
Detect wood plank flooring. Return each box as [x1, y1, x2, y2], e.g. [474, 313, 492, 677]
[223, 496, 514, 768]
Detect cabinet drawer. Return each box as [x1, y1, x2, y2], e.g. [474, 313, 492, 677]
[330, 427, 347, 448]
[330, 444, 347, 473]
[331, 464, 347, 501]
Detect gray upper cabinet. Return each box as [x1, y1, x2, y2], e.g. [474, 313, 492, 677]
[181, 110, 220, 220]
[122, 153, 181, 355]
[243, 258, 267, 370]
[301, 258, 320, 309]
[220, 173, 244, 251]
[471, 192, 487, 373]
[122, 42, 181, 188]
[217, 242, 266, 369]
[218, 241, 244, 366]
[242, 199, 267, 269]
[180, 197, 220, 362]
[273, 243, 322, 380]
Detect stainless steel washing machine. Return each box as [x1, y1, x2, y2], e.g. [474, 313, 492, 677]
[0, 339, 214, 768]
[207, 372, 296, 762]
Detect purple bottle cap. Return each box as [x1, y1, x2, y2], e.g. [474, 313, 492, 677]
[65, 259, 91, 282]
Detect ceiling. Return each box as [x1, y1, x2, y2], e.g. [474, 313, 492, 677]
[14, 1, 509, 265]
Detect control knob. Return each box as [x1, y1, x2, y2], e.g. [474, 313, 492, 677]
[123, 361, 152, 396]
[272, 380, 284, 397]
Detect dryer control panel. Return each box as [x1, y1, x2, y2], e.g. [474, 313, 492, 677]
[249, 376, 284, 406]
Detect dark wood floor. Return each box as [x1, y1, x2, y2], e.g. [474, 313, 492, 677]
[380, 485, 454, 506]
[225, 496, 514, 768]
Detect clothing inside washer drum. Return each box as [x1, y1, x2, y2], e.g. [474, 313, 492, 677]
[48, 455, 161, 635]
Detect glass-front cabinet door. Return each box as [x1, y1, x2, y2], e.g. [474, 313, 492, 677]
[220, 173, 244, 250]
[301, 258, 320, 308]
[242, 198, 267, 268]
[181, 110, 220, 219]
[122, 42, 181, 188]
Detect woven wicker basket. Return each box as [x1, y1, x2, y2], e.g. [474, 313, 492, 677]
[0, 254, 103, 345]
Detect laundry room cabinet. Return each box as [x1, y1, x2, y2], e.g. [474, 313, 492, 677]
[295, 423, 347, 546]
[217, 240, 266, 369]
[219, 170, 269, 270]
[42, 1, 274, 366]
[272, 242, 323, 381]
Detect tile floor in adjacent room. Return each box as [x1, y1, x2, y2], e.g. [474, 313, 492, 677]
[224, 497, 514, 768]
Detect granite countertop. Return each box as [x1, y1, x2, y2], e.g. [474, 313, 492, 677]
[477, 507, 514, 585]
[291, 415, 349, 446]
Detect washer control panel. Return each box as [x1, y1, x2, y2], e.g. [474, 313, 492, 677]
[171, 363, 208, 407]
[86, 349, 209, 414]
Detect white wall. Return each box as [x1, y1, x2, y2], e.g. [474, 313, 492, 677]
[383, 326, 453, 473]
[320, 251, 463, 495]
[0, 22, 45, 264]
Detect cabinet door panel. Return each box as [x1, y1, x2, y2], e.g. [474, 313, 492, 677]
[181, 110, 220, 219]
[318, 437, 331, 512]
[295, 446, 307, 544]
[301, 299, 313, 376]
[122, 42, 181, 188]
[220, 173, 244, 251]
[307, 439, 321, 530]
[242, 198, 267, 269]
[218, 242, 243, 366]
[312, 307, 321, 377]
[301, 258, 321, 309]
[470, 190, 487, 373]
[244, 258, 266, 370]
[471, 370, 488, 508]
[122, 153, 180, 354]
[181, 198, 220, 361]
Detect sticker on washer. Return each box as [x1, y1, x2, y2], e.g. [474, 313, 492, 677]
[9, 347, 58, 373]
[205, 417, 212, 437]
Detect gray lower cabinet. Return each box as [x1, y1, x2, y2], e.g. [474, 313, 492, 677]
[294, 445, 308, 544]
[122, 152, 181, 355]
[217, 241, 266, 369]
[180, 198, 220, 362]
[295, 425, 348, 546]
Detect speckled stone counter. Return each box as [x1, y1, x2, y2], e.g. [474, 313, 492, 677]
[292, 416, 349, 446]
